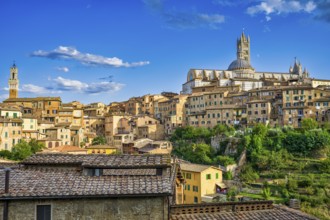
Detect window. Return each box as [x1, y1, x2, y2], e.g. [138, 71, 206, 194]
[194, 197, 198, 203]
[185, 173, 192, 179]
[193, 186, 199, 192]
[37, 205, 51, 220]
[206, 174, 211, 180]
[187, 184, 190, 191]
[216, 173, 219, 179]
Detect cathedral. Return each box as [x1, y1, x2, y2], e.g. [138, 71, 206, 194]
[181, 32, 311, 94]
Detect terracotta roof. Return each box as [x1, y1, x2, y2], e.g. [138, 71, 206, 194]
[0, 118, 23, 123]
[4, 97, 61, 102]
[0, 167, 172, 200]
[50, 145, 87, 153]
[70, 126, 82, 130]
[180, 163, 219, 173]
[21, 154, 171, 168]
[170, 202, 318, 220]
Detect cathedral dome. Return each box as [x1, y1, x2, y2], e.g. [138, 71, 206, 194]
[228, 59, 252, 71]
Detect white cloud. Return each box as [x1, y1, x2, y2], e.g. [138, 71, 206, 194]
[31, 46, 150, 68]
[56, 66, 70, 72]
[52, 76, 124, 94]
[21, 84, 62, 94]
[247, 0, 317, 21]
[53, 77, 88, 91]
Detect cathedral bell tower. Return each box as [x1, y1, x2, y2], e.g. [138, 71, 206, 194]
[8, 63, 19, 99]
[237, 32, 250, 64]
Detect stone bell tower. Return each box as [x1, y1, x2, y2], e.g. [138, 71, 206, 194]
[237, 32, 251, 64]
[8, 63, 19, 99]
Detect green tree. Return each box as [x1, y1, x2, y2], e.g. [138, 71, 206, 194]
[0, 150, 12, 159]
[11, 139, 45, 161]
[28, 139, 45, 153]
[11, 140, 33, 161]
[239, 164, 259, 182]
[214, 155, 236, 166]
[189, 143, 214, 164]
[224, 171, 233, 180]
[92, 136, 107, 145]
[301, 118, 318, 130]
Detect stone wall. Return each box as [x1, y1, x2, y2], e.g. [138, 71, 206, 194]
[0, 196, 168, 220]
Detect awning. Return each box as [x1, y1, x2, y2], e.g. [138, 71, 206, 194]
[216, 183, 227, 189]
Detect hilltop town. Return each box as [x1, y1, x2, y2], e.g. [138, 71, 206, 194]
[0, 33, 329, 220]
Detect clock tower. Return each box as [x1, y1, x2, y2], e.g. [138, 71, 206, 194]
[8, 63, 19, 99]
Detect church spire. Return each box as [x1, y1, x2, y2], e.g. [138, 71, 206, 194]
[236, 31, 251, 64]
[8, 62, 19, 99]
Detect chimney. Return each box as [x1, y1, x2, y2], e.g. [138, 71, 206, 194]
[4, 168, 11, 193]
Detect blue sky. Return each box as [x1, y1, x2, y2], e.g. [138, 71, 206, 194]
[0, 0, 329, 104]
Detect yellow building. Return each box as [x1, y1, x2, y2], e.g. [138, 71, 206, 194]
[86, 145, 118, 154]
[22, 116, 39, 140]
[180, 163, 224, 204]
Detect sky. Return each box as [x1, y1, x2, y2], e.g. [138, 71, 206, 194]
[0, 0, 329, 104]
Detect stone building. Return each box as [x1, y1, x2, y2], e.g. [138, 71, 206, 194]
[182, 33, 310, 95]
[0, 154, 178, 220]
[158, 95, 188, 135]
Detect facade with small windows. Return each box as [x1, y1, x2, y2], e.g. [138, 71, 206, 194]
[158, 95, 188, 135]
[3, 97, 61, 123]
[22, 116, 38, 140]
[246, 100, 272, 125]
[180, 163, 223, 204]
[44, 127, 71, 146]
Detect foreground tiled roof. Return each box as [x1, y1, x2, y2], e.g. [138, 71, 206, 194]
[170, 202, 318, 220]
[0, 167, 172, 200]
[21, 154, 171, 168]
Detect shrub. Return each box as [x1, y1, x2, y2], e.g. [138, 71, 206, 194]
[298, 177, 313, 188]
[287, 179, 298, 191]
